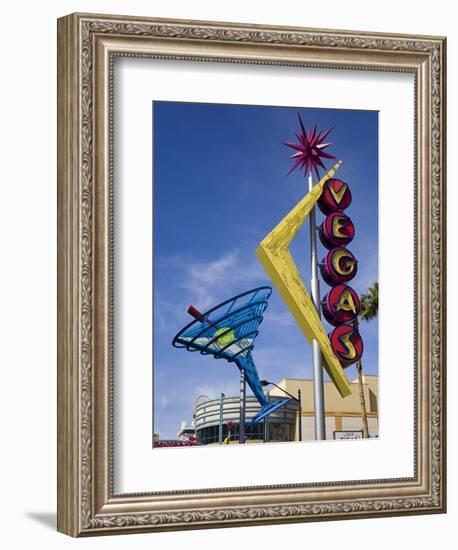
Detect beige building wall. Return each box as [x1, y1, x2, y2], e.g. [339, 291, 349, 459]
[301, 420, 315, 441]
[269, 375, 379, 440]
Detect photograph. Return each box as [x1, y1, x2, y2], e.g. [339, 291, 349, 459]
[55, 12, 446, 536]
[152, 101, 379, 447]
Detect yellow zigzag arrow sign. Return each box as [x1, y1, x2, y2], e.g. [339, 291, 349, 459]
[256, 161, 352, 398]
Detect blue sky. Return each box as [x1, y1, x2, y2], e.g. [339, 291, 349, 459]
[153, 101, 379, 439]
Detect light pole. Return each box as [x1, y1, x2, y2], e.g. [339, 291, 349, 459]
[239, 370, 246, 444]
[260, 380, 302, 442]
[297, 388, 302, 442]
[308, 172, 326, 441]
[263, 392, 270, 443]
[284, 115, 335, 441]
[218, 392, 225, 444]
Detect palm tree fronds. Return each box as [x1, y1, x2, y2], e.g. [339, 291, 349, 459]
[355, 282, 379, 438]
[359, 282, 378, 322]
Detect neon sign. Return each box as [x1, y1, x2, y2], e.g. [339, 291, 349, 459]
[319, 212, 355, 248]
[329, 324, 364, 365]
[318, 178, 352, 214]
[322, 284, 360, 326]
[318, 178, 363, 367]
[320, 247, 358, 285]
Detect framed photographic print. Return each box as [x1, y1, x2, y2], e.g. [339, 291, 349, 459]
[57, 13, 446, 536]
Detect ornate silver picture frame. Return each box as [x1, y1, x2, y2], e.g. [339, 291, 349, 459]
[57, 13, 446, 536]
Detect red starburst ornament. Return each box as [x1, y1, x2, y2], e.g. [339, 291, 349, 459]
[284, 113, 336, 179]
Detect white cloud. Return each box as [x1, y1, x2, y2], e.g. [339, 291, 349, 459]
[158, 395, 169, 408]
[155, 248, 267, 334]
[193, 381, 240, 401]
[266, 309, 294, 327]
[178, 247, 265, 310]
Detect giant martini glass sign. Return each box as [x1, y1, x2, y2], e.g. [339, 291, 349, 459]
[172, 287, 291, 427]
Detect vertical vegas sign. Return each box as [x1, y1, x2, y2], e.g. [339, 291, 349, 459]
[318, 179, 364, 367]
[258, 115, 364, 440]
